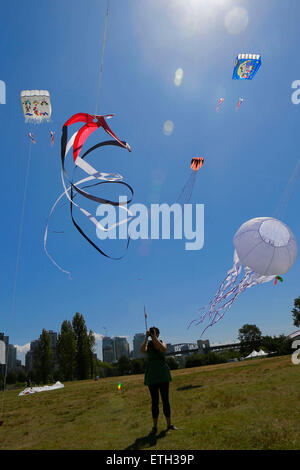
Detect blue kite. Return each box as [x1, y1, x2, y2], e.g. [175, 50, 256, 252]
[232, 54, 261, 80]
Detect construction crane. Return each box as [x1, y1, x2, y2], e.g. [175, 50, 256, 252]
[102, 327, 108, 338]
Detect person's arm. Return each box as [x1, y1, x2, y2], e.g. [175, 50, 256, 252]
[151, 333, 167, 353]
[140, 331, 150, 353]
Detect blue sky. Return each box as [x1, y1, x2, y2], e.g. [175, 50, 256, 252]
[1, 0, 300, 363]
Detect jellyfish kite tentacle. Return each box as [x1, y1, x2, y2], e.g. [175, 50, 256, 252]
[188, 254, 243, 329]
[194, 268, 272, 335]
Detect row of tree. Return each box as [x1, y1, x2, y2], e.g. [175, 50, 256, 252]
[238, 324, 294, 356]
[3, 293, 300, 386]
[1, 310, 181, 386]
[184, 326, 294, 369]
[30, 313, 96, 384]
[37, 320, 293, 383]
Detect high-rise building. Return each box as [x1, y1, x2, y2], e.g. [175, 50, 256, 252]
[0, 335, 19, 373]
[0, 333, 10, 375]
[25, 331, 58, 372]
[0, 332, 7, 375]
[102, 336, 115, 364]
[25, 339, 40, 371]
[25, 351, 34, 371]
[133, 333, 145, 359]
[0, 333, 9, 350]
[7, 344, 17, 370]
[114, 337, 130, 361]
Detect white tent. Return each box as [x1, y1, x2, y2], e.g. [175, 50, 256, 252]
[245, 350, 259, 359]
[257, 349, 268, 356]
[245, 349, 268, 359]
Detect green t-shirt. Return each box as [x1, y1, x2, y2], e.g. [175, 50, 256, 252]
[144, 341, 172, 386]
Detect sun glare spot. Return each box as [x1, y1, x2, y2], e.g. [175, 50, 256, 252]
[163, 120, 174, 136]
[224, 6, 248, 35]
[174, 68, 184, 87]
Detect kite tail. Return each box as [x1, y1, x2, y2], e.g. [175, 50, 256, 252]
[190, 270, 254, 335]
[190, 250, 242, 327]
[187, 257, 242, 330]
[216, 98, 224, 112]
[188, 250, 275, 335]
[44, 190, 72, 279]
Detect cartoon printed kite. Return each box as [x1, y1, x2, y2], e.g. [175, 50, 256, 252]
[232, 54, 261, 80]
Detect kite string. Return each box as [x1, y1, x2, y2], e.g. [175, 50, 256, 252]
[11, 141, 33, 321]
[95, 0, 110, 116]
[177, 172, 196, 204]
[274, 158, 300, 219]
[1, 139, 33, 421]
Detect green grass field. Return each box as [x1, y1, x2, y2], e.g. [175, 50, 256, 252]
[1, 355, 300, 450]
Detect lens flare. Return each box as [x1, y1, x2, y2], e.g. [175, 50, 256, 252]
[224, 6, 248, 35]
[174, 68, 184, 86]
[163, 120, 174, 136]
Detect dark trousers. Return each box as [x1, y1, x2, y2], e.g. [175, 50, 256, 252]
[148, 382, 171, 419]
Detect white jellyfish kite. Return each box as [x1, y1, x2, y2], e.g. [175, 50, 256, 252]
[20, 90, 52, 123]
[190, 217, 297, 334]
